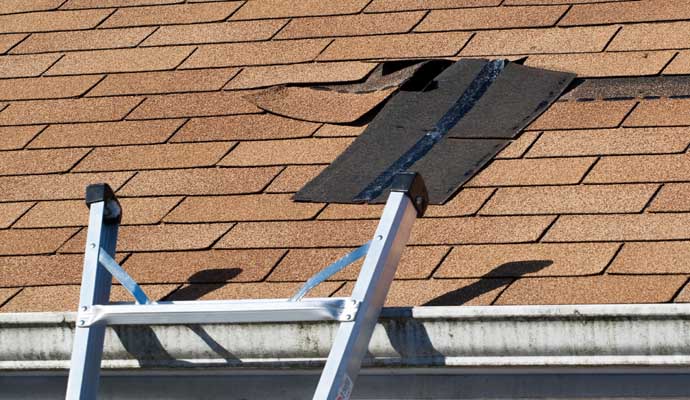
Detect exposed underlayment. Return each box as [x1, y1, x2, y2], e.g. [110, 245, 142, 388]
[294, 59, 573, 204]
[3, 0, 690, 312]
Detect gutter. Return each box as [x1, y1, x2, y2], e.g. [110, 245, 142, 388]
[2, 303, 690, 371]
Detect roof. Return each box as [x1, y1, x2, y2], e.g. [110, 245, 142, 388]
[1, 0, 690, 312]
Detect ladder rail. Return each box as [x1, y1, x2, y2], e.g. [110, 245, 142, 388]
[65, 187, 121, 399]
[312, 190, 419, 400]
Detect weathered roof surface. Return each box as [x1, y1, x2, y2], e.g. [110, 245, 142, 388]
[1, 0, 690, 312]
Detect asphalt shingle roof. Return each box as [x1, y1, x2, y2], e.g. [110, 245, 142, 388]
[1, 0, 690, 312]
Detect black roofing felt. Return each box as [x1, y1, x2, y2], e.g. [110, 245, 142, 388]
[294, 59, 574, 205]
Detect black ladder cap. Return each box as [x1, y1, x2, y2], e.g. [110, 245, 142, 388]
[85, 183, 122, 223]
[390, 172, 428, 217]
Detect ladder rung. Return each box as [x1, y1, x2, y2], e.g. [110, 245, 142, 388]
[77, 298, 359, 327]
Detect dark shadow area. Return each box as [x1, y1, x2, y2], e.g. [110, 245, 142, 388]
[113, 325, 181, 367]
[185, 324, 241, 364]
[560, 76, 586, 98]
[381, 260, 553, 366]
[380, 317, 445, 366]
[165, 268, 242, 301]
[423, 260, 553, 306]
[114, 268, 245, 367]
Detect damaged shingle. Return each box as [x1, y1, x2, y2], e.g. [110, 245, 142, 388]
[289, 58, 573, 204]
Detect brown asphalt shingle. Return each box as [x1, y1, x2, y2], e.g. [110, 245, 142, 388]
[0, 54, 62, 78]
[2, 0, 690, 311]
[416, 5, 567, 31]
[0, 202, 33, 229]
[0, 97, 143, 125]
[528, 100, 637, 130]
[29, 119, 186, 148]
[1, 284, 178, 312]
[460, 26, 618, 55]
[122, 249, 286, 283]
[126, 91, 261, 119]
[276, 12, 425, 39]
[100, 2, 243, 28]
[165, 194, 324, 223]
[0, 228, 78, 256]
[526, 127, 690, 157]
[74, 142, 233, 172]
[230, 0, 369, 20]
[62, 223, 232, 252]
[117, 167, 281, 196]
[0, 172, 134, 202]
[11, 27, 156, 54]
[435, 243, 620, 278]
[45, 46, 195, 75]
[265, 165, 326, 193]
[663, 51, 690, 75]
[0, 0, 64, 15]
[648, 183, 690, 212]
[219, 138, 353, 166]
[171, 114, 319, 142]
[0, 126, 45, 150]
[496, 275, 687, 305]
[224, 61, 378, 90]
[0, 148, 89, 176]
[480, 184, 658, 215]
[0, 10, 113, 34]
[0, 33, 27, 53]
[319, 32, 472, 60]
[467, 157, 597, 186]
[15, 197, 182, 228]
[181, 39, 331, 69]
[142, 20, 287, 47]
[544, 213, 690, 242]
[624, 99, 690, 127]
[560, 0, 690, 26]
[365, 0, 502, 12]
[245, 86, 396, 123]
[0, 75, 103, 101]
[523, 51, 676, 77]
[86, 68, 239, 97]
[607, 21, 690, 51]
[268, 246, 449, 281]
[609, 241, 690, 274]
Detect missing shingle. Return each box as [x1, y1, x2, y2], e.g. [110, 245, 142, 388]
[320, 59, 452, 94]
[292, 59, 573, 205]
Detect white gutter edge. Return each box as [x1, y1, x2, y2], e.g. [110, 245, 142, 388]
[2, 303, 690, 370]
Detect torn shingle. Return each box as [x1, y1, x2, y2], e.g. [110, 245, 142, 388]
[245, 86, 396, 124]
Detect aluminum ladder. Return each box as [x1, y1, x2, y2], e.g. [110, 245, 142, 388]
[65, 172, 428, 400]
